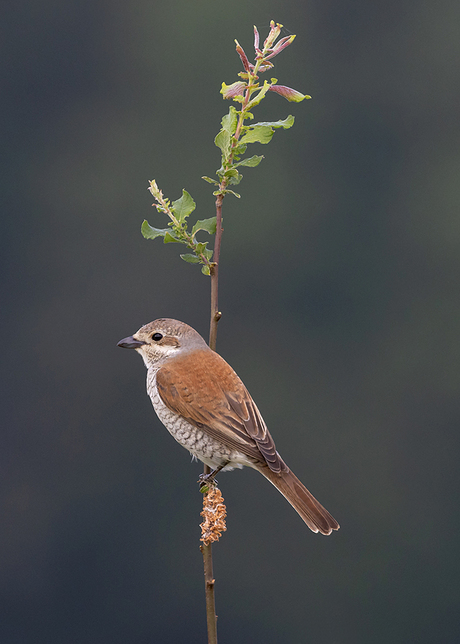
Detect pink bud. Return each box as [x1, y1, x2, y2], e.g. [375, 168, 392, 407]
[268, 84, 310, 102]
[263, 20, 282, 50]
[257, 62, 274, 73]
[253, 25, 260, 52]
[265, 34, 296, 60]
[234, 40, 250, 72]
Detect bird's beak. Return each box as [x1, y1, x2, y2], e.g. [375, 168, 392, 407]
[117, 336, 145, 349]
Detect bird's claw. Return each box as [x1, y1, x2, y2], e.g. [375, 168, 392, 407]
[198, 472, 218, 492]
[197, 463, 227, 492]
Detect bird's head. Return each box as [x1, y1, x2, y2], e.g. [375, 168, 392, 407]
[117, 318, 208, 369]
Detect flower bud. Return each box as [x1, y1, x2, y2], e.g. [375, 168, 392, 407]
[265, 34, 296, 60]
[263, 20, 282, 50]
[253, 25, 260, 52]
[234, 39, 250, 72]
[268, 84, 311, 102]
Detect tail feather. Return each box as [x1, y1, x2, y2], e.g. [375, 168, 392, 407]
[261, 466, 340, 535]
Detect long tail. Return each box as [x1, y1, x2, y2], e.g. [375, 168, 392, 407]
[261, 466, 340, 535]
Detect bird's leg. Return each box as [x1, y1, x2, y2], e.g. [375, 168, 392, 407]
[198, 462, 228, 491]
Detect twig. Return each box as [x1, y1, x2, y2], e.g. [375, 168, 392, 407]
[201, 191, 224, 644]
[209, 193, 223, 351]
[200, 538, 218, 644]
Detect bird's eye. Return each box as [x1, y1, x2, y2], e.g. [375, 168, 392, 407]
[152, 333, 163, 342]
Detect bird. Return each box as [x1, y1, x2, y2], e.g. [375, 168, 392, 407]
[118, 318, 339, 535]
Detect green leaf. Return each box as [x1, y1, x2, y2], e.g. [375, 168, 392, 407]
[239, 125, 274, 145]
[221, 106, 238, 135]
[180, 253, 201, 263]
[141, 220, 169, 240]
[164, 232, 182, 243]
[213, 189, 240, 198]
[201, 265, 211, 276]
[191, 217, 217, 237]
[235, 155, 264, 168]
[214, 129, 231, 157]
[171, 190, 196, 222]
[225, 167, 241, 179]
[194, 242, 214, 262]
[195, 242, 208, 255]
[226, 168, 242, 185]
[232, 143, 247, 157]
[245, 80, 272, 110]
[252, 115, 295, 129]
[202, 176, 219, 185]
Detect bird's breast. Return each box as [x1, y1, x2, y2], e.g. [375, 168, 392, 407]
[146, 369, 254, 470]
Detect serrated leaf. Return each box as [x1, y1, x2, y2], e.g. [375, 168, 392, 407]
[191, 217, 217, 237]
[239, 125, 274, 145]
[214, 129, 231, 156]
[164, 232, 181, 243]
[202, 176, 219, 185]
[251, 115, 295, 129]
[201, 265, 211, 276]
[180, 253, 201, 263]
[171, 190, 196, 222]
[141, 220, 169, 240]
[235, 155, 264, 168]
[221, 106, 238, 134]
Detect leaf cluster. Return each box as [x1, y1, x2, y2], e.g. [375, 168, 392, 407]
[205, 107, 295, 198]
[142, 182, 216, 275]
[140, 22, 309, 277]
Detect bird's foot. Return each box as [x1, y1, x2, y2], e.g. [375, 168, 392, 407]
[198, 464, 227, 493]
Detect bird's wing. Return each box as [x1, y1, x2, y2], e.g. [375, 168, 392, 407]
[156, 349, 286, 473]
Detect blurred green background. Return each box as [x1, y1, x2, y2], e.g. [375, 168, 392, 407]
[2, 0, 460, 642]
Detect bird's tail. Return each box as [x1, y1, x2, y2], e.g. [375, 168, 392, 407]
[261, 466, 340, 535]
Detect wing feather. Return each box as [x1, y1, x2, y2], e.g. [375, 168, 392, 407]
[156, 349, 285, 473]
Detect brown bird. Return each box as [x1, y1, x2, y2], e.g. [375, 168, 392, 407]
[118, 318, 339, 535]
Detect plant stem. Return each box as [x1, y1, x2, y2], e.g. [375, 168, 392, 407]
[209, 193, 223, 351]
[201, 541, 217, 644]
[201, 191, 224, 644]
[200, 33, 280, 642]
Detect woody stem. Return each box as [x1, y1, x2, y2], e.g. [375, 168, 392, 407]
[201, 190, 224, 644]
[209, 192, 223, 351]
[201, 541, 218, 644]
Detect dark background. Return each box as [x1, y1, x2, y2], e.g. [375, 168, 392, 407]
[2, 1, 460, 642]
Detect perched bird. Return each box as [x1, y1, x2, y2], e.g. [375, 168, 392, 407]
[118, 318, 339, 535]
